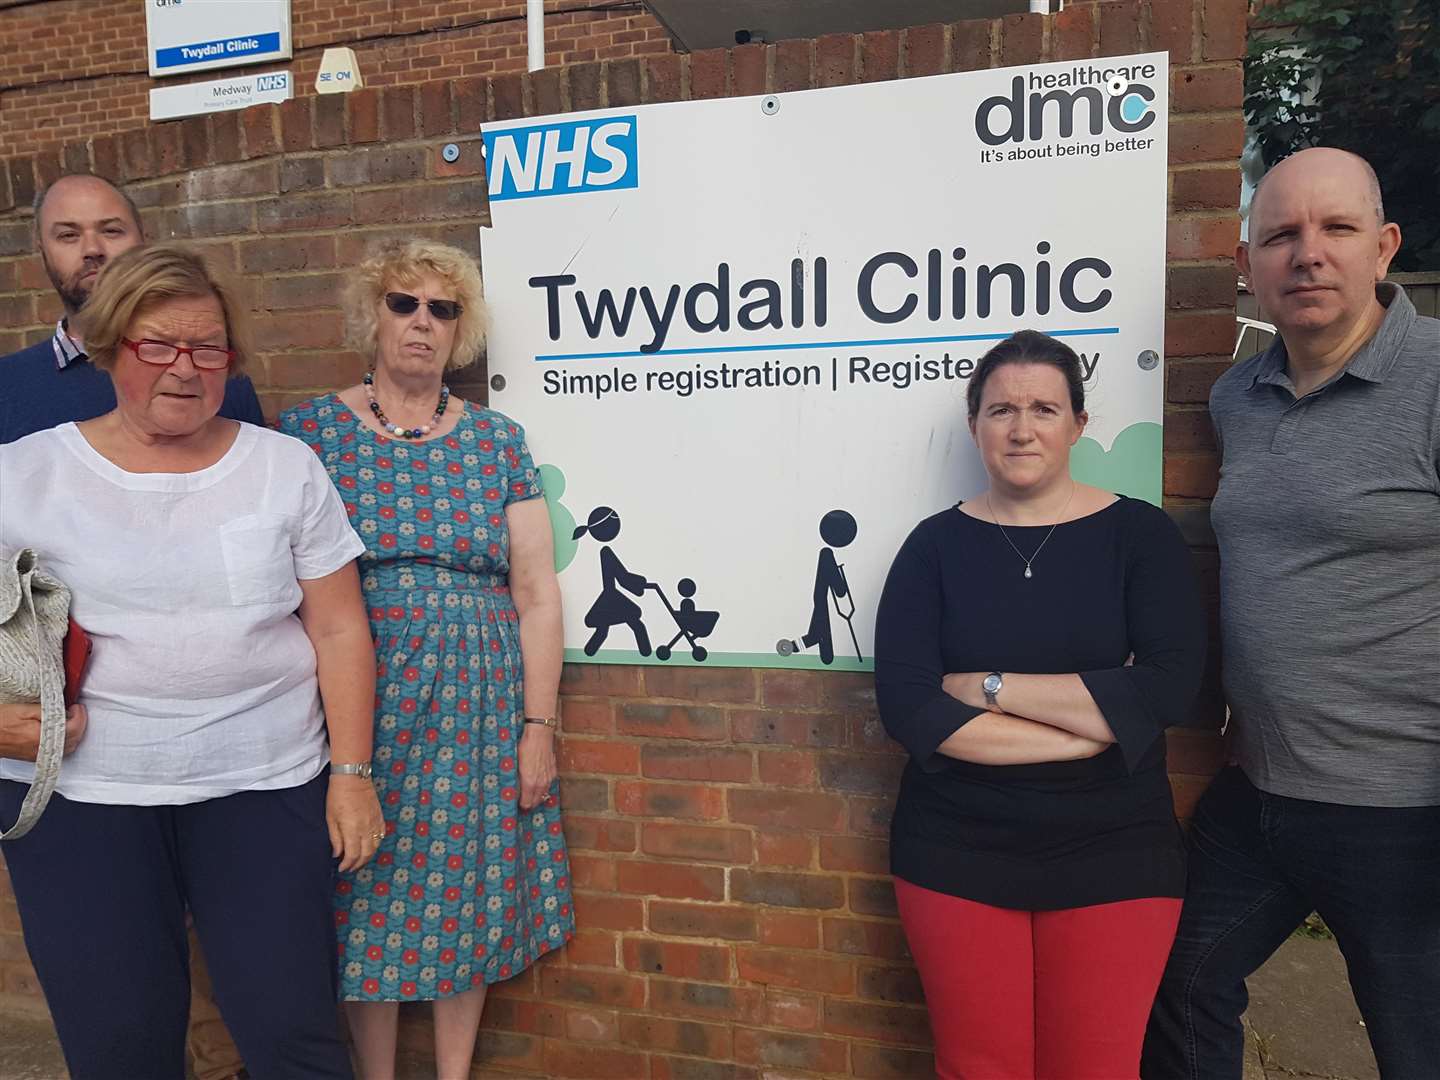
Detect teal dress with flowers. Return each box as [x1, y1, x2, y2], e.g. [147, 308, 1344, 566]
[279, 395, 574, 1001]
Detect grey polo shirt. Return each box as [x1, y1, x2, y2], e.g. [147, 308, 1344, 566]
[1210, 283, 1440, 806]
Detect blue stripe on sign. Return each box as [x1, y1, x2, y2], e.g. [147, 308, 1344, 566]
[155, 32, 282, 69]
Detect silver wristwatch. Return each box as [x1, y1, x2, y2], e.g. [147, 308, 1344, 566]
[982, 672, 1004, 709]
[331, 761, 373, 779]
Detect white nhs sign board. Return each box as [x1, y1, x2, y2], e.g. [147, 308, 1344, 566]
[149, 70, 292, 122]
[483, 117, 639, 201]
[146, 0, 293, 78]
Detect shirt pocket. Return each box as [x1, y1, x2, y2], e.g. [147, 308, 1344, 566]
[219, 514, 300, 606]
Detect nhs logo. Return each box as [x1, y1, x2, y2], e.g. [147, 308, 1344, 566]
[483, 116, 638, 202]
[255, 73, 288, 92]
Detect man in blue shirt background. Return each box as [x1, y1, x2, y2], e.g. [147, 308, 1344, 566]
[0, 173, 265, 444]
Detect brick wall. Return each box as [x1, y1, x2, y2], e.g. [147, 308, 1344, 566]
[0, 0, 673, 157]
[0, 0, 1246, 1074]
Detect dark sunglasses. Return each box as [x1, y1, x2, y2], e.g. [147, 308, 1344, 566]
[384, 292, 462, 321]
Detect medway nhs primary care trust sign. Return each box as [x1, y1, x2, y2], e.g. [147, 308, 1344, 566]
[481, 53, 1170, 671]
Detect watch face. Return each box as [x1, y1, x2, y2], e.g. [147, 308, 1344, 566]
[983, 674, 1002, 694]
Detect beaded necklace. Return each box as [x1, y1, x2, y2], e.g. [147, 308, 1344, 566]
[363, 370, 449, 439]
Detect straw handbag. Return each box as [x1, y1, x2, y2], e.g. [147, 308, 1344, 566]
[0, 548, 69, 840]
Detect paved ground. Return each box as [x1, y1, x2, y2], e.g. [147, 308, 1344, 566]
[0, 935, 1379, 1079]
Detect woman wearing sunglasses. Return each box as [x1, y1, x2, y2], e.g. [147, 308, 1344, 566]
[0, 244, 378, 1079]
[279, 238, 573, 1079]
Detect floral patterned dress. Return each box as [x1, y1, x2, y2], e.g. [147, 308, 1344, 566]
[278, 395, 574, 1001]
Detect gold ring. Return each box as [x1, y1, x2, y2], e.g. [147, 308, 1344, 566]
[370, 832, 384, 841]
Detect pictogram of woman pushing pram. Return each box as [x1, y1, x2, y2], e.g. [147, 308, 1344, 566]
[573, 506, 719, 661]
[777, 509, 862, 665]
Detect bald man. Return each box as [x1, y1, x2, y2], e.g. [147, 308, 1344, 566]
[1143, 148, 1440, 1078]
[0, 174, 264, 443]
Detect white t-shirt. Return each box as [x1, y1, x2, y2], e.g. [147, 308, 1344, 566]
[0, 421, 365, 804]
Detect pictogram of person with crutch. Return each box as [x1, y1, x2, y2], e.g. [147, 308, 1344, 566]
[777, 509, 861, 665]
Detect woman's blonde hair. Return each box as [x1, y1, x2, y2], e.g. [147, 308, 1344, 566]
[344, 238, 487, 371]
[74, 244, 252, 376]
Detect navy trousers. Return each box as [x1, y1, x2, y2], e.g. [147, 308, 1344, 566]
[0, 772, 352, 1080]
[1142, 766, 1440, 1080]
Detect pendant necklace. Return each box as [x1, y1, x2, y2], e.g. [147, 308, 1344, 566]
[987, 480, 1076, 580]
[364, 370, 448, 439]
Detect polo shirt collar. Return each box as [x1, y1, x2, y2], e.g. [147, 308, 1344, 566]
[1247, 281, 1417, 392]
[51, 317, 87, 370]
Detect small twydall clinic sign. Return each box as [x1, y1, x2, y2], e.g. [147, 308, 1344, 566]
[145, 0, 292, 78]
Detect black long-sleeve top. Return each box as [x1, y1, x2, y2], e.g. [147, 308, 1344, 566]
[874, 497, 1206, 910]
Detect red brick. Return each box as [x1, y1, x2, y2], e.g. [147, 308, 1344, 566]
[649, 902, 757, 942]
[757, 911, 821, 950]
[823, 998, 932, 1046]
[352, 182, 485, 224]
[764, 988, 823, 1031]
[1148, 0, 1197, 62]
[1000, 13, 1044, 66]
[904, 23, 946, 77]
[564, 814, 637, 852]
[757, 749, 817, 788]
[1173, 64, 1243, 112]
[617, 703, 726, 742]
[689, 49, 726, 100]
[623, 937, 731, 981]
[474, 1029, 546, 1071]
[240, 106, 279, 160]
[568, 62, 602, 110]
[481, 995, 565, 1035]
[544, 1041, 646, 1078]
[1164, 408, 1219, 453]
[861, 29, 899, 83]
[239, 235, 336, 275]
[950, 18, 993, 72]
[849, 713, 902, 756]
[815, 33, 854, 88]
[1166, 311, 1236, 357]
[256, 192, 352, 233]
[568, 851, 618, 891]
[607, 58, 642, 106]
[278, 98, 310, 153]
[1169, 115, 1245, 166]
[278, 156, 324, 195]
[729, 709, 847, 748]
[729, 789, 845, 832]
[431, 138, 483, 179]
[1164, 454, 1219, 499]
[539, 965, 646, 1009]
[645, 54, 683, 103]
[848, 877, 898, 918]
[453, 76, 487, 133]
[348, 88, 381, 144]
[822, 917, 912, 961]
[756, 832, 812, 868]
[561, 663, 643, 696]
[1049, 4, 1094, 61]
[560, 737, 640, 775]
[1167, 214, 1240, 260]
[858, 963, 924, 1004]
[730, 870, 844, 910]
[617, 860, 726, 901]
[1166, 358, 1232, 403]
[1202, 0, 1247, 61]
[560, 697, 614, 734]
[773, 39, 811, 93]
[852, 1043, 937, 1078]
[819, 752, 904, 795]
[565, 928, 618, 967]
[619, 1014, 731, 1058]
[759, 669, 823, 708]
[419, 80, 452, 137]
[642, 744, 752, 783]
[561, 1004, 619, 1041]
[734, 1027, 849, 1073]
[649, 977, 766, 1023]
[150, 124, 182, 177]
[644, 665, 756, 703]
[650, 1055, 759, 1080]
[209, 111, 242, 162]
[381, 87, 416, 140]
[1098, 0, 1144, 55]
[1168, 264, 1238, 310]
[119, 127, 154, 181]
[818, 835, 890, 874]
[615, 781, 725, 821]
[643, 823, 752, 864]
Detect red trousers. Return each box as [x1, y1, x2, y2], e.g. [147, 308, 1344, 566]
[895, 877, 1181, 1080]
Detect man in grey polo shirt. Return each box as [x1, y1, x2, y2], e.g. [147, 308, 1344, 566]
[1144, 147, 1440, 1078]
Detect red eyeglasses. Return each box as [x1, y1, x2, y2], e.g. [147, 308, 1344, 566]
[122, 338, 236, 370]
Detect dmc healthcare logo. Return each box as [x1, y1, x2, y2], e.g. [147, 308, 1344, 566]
[975, 62, 1158, 146]
[484, 116, 639, 202]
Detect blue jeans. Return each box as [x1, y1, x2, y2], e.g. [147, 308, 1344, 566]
[1142, 766, 1440, 1079]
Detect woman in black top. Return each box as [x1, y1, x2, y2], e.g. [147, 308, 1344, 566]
[874, 330, 1205, 1080]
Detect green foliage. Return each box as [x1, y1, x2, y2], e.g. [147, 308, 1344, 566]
[1245, 0, 1440, 270]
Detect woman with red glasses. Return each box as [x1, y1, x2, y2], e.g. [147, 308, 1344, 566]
[279, 238, 572, 1080]
[0, 244, 378, 1079]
